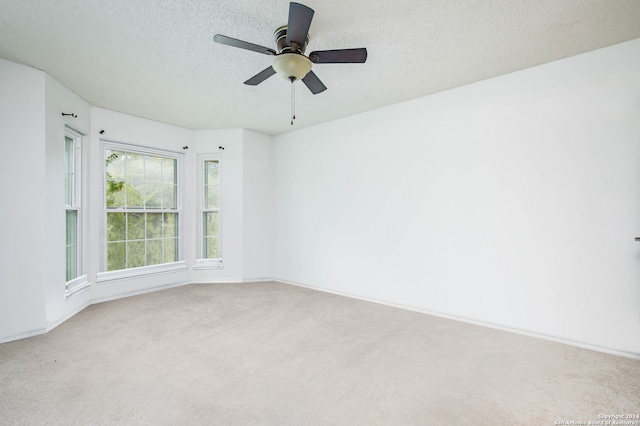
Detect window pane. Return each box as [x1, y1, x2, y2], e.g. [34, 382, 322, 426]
[126, 153, 145, 181]
[146, 239, 163, 266]
[162, 184, 177, 209]
[65, 137, 74, 206]
[146, 213, 163, 238]
[66, 210, 77, 246]
[206, 185, 219, 209]
[107, 242, 127, 271]
[204, 212, 218, 237]
[66, 210, 78, 281]
[127, 213, 145, 240]
[204, 237, 219, 258]
[107, 212, 126, 241]
[66, 245, 77, 281]
[163, 238, 178, 263]
[163, 213, 177, 238]
[205, 161, 219, 186]
[127, 241, 145, 268]
[106, 180, 125, 208]
[145, 183, 162, 208]
[106, 150, 125, 181]
[145, 156, 162, 182]
[125, 183, 144, 208]
[162, 158, 176, 183]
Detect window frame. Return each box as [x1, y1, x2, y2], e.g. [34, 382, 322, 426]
[64, 126, 89, 299]
[97, 140, 186, 283]
[194, 154, 223, 269]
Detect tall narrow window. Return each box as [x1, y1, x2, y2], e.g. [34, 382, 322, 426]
[195, 155, 222, 269]
[65, 131, 80, 282]
[203, 159, 220, 258]
[103, 143, 182, 273]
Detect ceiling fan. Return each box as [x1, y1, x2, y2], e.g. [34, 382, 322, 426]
[213, 2, 367, 96]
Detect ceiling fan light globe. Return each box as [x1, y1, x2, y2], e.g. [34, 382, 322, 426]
[272, 53, 312, 81]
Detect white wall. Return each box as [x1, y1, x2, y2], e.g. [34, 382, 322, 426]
[242, 129, 275, 281]
[44, 74, 92, 326]
[273, 39, 640, 356]
[0, 59, 47, 340]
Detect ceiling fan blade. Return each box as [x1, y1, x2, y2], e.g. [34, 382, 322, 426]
[213, 34, 276, 55]
[302, 71, 327, 94]
[309, 48, 368, 64]
[244, 66, 277, 86]
[286, 3, 314, 48]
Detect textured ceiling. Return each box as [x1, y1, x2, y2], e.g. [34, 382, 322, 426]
[1, 0, 639, 135]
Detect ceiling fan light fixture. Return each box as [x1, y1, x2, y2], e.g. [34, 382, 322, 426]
[272, 53, 312, 81]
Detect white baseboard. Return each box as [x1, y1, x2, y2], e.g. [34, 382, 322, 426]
[90, 280, 191, 304]
[274, 278, 640, 360]
[241, 277, 277, 283]
[45, 301, 91, 334]
[0, 328, 48, 344]
[191, 277, 276, 284]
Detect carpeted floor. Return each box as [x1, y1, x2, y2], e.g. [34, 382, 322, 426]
[1, 282, 638, 425]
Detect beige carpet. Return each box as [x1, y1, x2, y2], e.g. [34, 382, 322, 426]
[1, 282, 638, 425]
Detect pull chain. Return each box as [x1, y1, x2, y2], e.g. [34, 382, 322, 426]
[290, 77, 296, 125]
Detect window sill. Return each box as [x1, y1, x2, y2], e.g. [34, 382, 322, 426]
[97, 261, 188, 283]
[65, 275, 90, 299]
[192, 259, 224, 270]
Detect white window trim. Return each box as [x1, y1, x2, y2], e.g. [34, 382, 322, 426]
[65, 275, 90, 299]
[100, 139, 185, 281]
[193, 258, 224, 270]
[65, 127, 84, 294]
[97, 261, 188, 283]
[194, 153, 223, 270]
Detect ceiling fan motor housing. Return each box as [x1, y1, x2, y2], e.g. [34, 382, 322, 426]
[274, 25, 308, 54]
